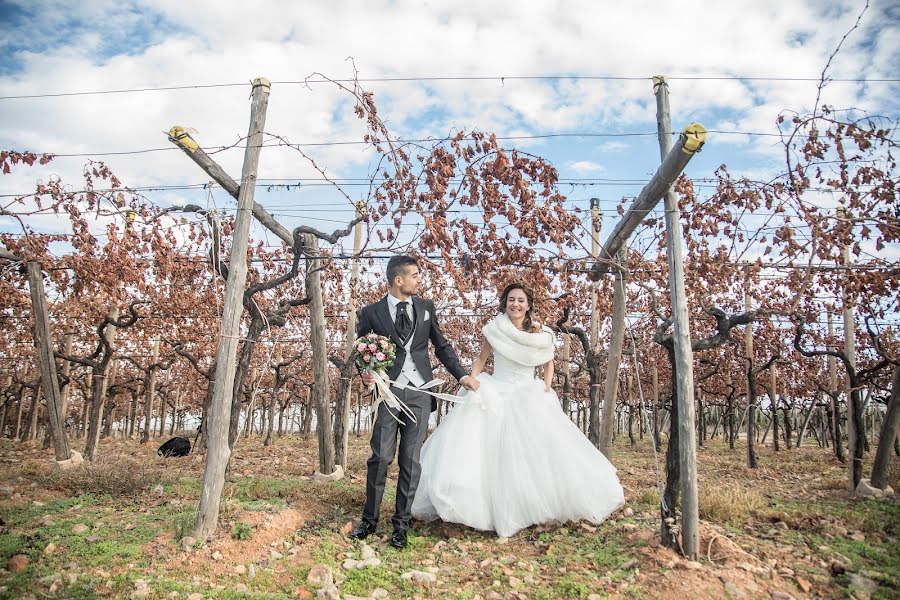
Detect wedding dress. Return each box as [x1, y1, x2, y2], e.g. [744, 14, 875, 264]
[411, 313, 625, 537]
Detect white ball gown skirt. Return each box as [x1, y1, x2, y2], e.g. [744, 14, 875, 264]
[411, 356, 626, 538]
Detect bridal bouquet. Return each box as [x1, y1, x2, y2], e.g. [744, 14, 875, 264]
[354, 334, 396, 373]
[353, 334, 416, 423]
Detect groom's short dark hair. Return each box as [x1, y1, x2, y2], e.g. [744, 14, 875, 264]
[386, 255, 418, 284]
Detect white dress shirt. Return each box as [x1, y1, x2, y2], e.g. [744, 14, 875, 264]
[386, 293, 425, 387]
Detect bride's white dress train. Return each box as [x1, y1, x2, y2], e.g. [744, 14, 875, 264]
[412, 352, 625, 537]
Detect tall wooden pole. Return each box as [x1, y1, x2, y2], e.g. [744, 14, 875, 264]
[652, 365, 660, 450]
[770, 362, 779, 451]
[23, 258, 71, 461]
[589, 198, 601, 350]
[307, 233, 336, 474]
[599, 247, 626, 455]
[561, 334, 572, 418]
[142, 339, 160, 443]
[85, 305, 117, 460]
[827, 312, 844, 462]
[195, 78, 271, 541]
[336, 201, 364, 470]
[654, 76, 699, 559]
[871, 366, 900, 489]
[745, 291, 758, 468]
[60, 333, 73, 426]
[839, 207, 861, 489]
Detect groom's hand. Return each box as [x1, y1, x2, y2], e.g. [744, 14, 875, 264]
[361, 372, 375, 386]
[460, 375, 480, 391]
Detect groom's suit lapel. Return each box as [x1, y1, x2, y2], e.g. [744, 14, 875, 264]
[374, 296, 406, 348]
[412, 297, 427, 344]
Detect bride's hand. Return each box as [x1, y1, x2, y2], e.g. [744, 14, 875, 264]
[460, 375, 480, 391]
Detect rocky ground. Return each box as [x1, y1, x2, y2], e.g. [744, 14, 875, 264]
[0, 433, 897, 599]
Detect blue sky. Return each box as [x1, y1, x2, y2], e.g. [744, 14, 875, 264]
[0, 0, 897, 264]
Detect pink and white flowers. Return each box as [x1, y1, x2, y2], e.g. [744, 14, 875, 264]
[353, 334, 396, 374]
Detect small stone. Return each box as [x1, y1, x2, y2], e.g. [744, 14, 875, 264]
[357, 557, 381, 569]
[683, 560, 704, 570]
[621, 523, 638, 531]
[312, 465, 345, 481]
[497, 536, 509, 544]
[580, 522, 597, 533]
[508, 576, 521, 587]
[211, 551, 224, 561]
[401, 570, 438, 584]
[152, 484, 164, 497]
[71, 523, 89, 534]
[619, 559, 637, 570]
[850, 532, 865, 542]
[848, 573, 878, 600]
[270, 550, 283, 560]
[771, 592, 794, 600]
[588, 595, 604, 600]
[774, 521, 789, 530]
[44, 543, 57, 555]
[777, 567, 794, 577]
[33, 500, 45, 507]
[181, 536, 196, 549]
[54, 450, 84, 471]
[307, 564, 334, 587]
[722, 580, 746, 598]
[855, 478, 884, 498]
[234, 564, 246, 575]
[38, 573, 62, 587]
[188, 593, 203, 600]
[234, 583, 248, 593]
[248, 564, 256, 579]
[360, 542, 377, 560]
[315, 584, 340, 600]
[372, 588, 389, 599]
[795, 576, 811, 593]
[623, 507, 634, 517]
[343, 559, 360, 570]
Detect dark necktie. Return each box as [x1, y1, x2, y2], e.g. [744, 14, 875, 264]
[395, 301, 412, 344]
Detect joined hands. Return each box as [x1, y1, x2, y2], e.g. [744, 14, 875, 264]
[460, 375, 480, 391]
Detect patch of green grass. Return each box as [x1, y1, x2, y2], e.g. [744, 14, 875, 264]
[172, 511, 196, 541]
[546, 573, 597, 599]
[232, 521, 253, 540]
[340, 565, 400, 596]
[225, 476, 303, 502]
[826, 536, 900, 592]
[171, 476, 201, 496]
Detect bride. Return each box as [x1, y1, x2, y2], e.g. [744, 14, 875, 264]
[411, 283, 625, 537]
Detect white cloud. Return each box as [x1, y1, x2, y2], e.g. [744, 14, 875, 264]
[0, 0, 896, 236]
[568, 160, 606, 174]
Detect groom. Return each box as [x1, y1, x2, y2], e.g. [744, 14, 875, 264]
[350, 255, 478, 548]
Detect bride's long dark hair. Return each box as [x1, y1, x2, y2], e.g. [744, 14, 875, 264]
[498, 282, 538, 332]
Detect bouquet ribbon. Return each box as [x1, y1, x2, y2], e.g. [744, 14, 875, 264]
[369, 370, 466, 424]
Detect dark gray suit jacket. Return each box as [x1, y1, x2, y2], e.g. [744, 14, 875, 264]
[356, 296, 466, 412]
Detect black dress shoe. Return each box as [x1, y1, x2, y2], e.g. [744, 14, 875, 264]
[390, 529, 408, 549]
[349, 521, 376, 540]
